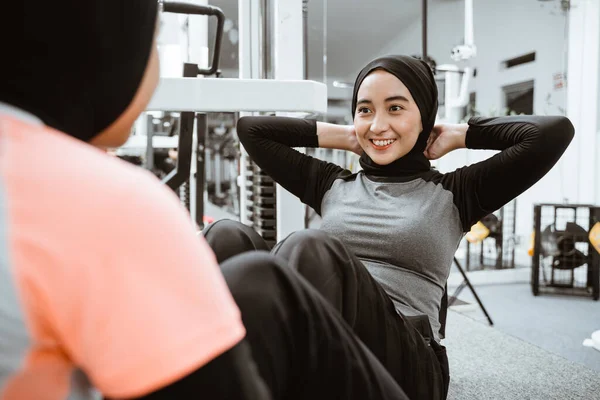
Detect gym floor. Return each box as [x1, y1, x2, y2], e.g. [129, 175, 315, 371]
[449, 281, 600, 372]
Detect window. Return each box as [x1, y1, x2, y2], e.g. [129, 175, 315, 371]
[503, 80, 534, 115]
[503, 52, 536, 69]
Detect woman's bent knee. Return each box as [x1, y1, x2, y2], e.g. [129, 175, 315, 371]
[220, 252, 298, 331]
[273, 229, 342, 262]
[203, 219, 246, 240]
[278, 229, 333, 249]
[203, 219, 270, 263]
[221, 252, 286, 305]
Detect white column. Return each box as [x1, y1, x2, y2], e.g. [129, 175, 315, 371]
[565, 0, 600, 204]
[596, 2, 600, 204]
[239, 0, 264, 80]
[273, 0, 307, 240]
[238, 0, 263, 225]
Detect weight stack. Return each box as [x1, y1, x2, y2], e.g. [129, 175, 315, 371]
[244, 158, 277, 248]
[179, 179, 190, 210]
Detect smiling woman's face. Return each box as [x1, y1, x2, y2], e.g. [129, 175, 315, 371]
[353, 69, 423, 165]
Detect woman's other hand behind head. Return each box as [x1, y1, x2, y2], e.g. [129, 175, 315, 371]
[423, 123, 467, 160]
[346, 125, 364, 156]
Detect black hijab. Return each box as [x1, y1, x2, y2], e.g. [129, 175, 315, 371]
[351, 55, 438, 176]
[0, 0, 158, 142]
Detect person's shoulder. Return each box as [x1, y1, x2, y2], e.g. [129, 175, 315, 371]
[4, 120, 181, 236]
[65, 142, 181, 229]
[54, 130, 170, 210]
[3, 119, 194, 301]
[419, 167, 461, 195]
[3, 118, 152, 189]
[421, 168, 445, 182]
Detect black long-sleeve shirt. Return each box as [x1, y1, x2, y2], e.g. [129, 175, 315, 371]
[237, 115, 574, 340]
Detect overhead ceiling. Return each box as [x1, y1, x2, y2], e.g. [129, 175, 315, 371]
[209, 0, 457, 79]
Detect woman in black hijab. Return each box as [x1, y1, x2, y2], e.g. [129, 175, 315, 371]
[209, 54, 575, 399]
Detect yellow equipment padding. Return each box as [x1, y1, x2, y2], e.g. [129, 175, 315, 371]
[590, 222, 600, 254]
[528, 231, 535, 257]
[466, 221, 490, 244]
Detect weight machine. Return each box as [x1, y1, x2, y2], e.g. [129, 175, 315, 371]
[127, 0, 326, 232]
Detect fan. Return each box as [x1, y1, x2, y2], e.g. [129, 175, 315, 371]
[540, 222, 589, 270]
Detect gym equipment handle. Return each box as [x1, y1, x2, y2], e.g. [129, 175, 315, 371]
[162, 1, 225, 76]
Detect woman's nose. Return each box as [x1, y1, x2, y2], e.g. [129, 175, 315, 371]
[370, 114, 390, 134]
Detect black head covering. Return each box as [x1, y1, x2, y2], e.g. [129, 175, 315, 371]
[0, 0, 158, 142]
[351, 55, 438, 176]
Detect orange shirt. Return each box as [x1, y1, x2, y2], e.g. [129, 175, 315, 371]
[0, 112, 245, 400]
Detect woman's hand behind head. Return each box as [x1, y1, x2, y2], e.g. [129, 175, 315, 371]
[346, 125, 364, 156]
[423, 123, 468, 160]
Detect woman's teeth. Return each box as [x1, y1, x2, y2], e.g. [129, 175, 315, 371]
[371, 139, 396, 147]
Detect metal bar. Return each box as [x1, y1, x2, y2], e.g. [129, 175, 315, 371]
[145, 114, 154, 170]
[480, 240, 484, 266]
[195, 113, 207, 229]
[453, 257, 494, 326]
[448, 281, 467, 306]
[163, 1, 219, 16]
[466, 241, 471, 271]
[162, 1, 225, 76]
[162, 63, 198, 191]
[532, 205, 542, 296]
[591, 208, 600, 300]
[162, 112, 193, 190]
[257, 0, 267, 79]
[147, 78, 328, 113]
[422, 0, 428, 59]
[262, 0, 273, 79]
[511, 200, 517, 268]
[498, 208, 504, 269]
[302, 0, 309, 80]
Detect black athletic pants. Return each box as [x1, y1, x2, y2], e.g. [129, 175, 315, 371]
[203, 219, 449, 400]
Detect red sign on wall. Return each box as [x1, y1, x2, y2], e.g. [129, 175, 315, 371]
[553, 73, 566, 90]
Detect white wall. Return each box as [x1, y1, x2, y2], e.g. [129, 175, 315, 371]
[596, 2, 600, 205]
[359, 0, 584, 265]
[565, 0, 600, 209]
[368, 0, 464, 71]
